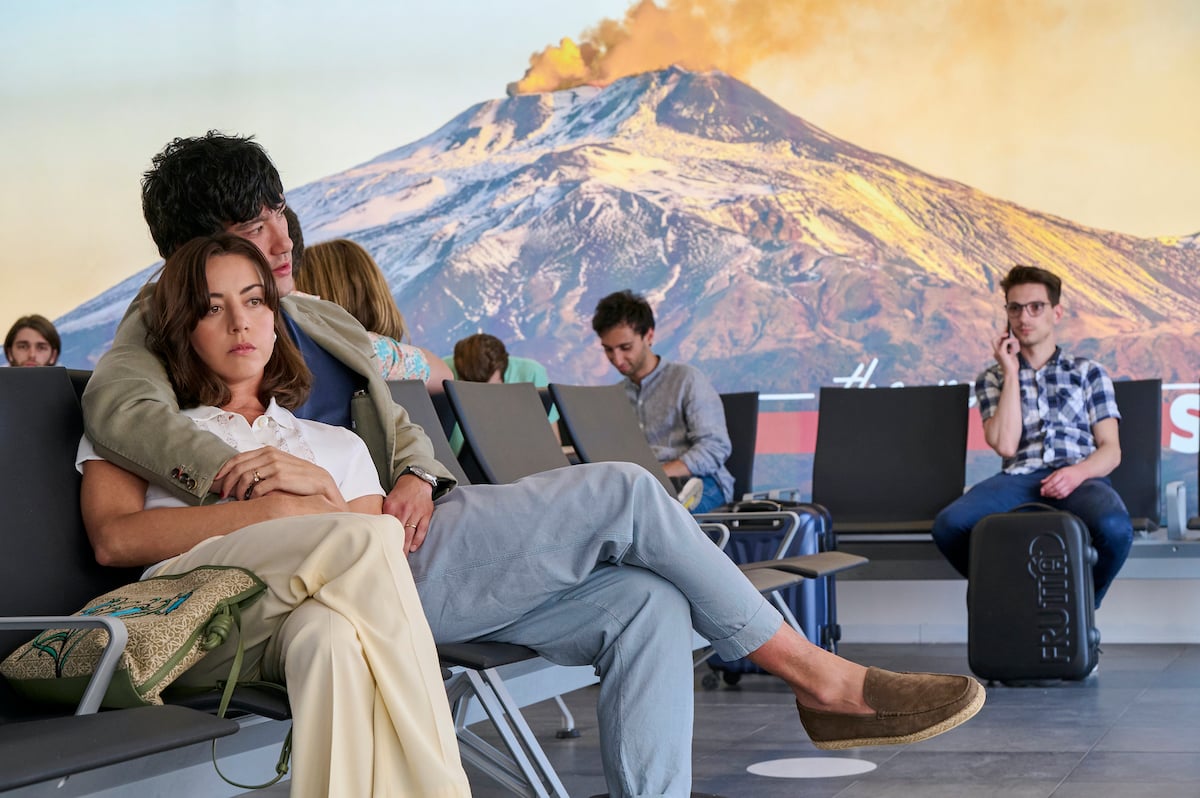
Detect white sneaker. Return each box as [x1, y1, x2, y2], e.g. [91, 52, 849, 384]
[677, 477, 704, 511]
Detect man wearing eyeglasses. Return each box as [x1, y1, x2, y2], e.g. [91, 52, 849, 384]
[931, 265, 1133, 607]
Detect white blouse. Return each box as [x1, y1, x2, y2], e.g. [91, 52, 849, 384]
[77, 398, 385, 509]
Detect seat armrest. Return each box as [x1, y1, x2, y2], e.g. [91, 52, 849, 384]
[694, 510, 802, 559]
[763, 551, 869, 578]
[437, 642, 540, 670]
[698, 522, 731, 550]
[742, 487, 804, 503]
[739, 567, 807, 593]
[0, 615, 128, 715]
[0, 704, 238, 792]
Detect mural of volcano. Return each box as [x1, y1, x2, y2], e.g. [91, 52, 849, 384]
[58, 66, 1199, 395]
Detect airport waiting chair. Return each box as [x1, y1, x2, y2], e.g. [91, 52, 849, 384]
[0, 367, 239, 792]
[546, 381, 861, 566]
[388, 379, 470, 486]
[1109, 378, 1162, 533]
[66, 366, 92, 404]
[389, 379, 575, 798]
[714, 389, 857, 650]
[447, 379, 848, 674]
[811, 384, 970, 536]
[719, 391, 760, 501]
[9, 370, 571, 798]
[443, 380, 574, 485]
[443, 381, 852, 588]
[719, 390, 809, 504]
[429, 387, 460, 442]
[546, 382, 867, 652]
[24, 370, 293, 717]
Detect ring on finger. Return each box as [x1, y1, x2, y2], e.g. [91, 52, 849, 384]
[405, 522, 418, 529]
[252, 470, 263, 484]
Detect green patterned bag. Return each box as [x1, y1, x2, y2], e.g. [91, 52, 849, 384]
[1, 565, 266, 708]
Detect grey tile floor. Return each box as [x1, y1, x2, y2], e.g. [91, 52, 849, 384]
[466, 643, 1200, 798]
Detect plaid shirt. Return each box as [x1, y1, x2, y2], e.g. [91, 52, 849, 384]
[975, 347, 1121, 475]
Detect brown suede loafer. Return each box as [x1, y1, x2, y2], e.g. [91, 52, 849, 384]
[797, 667, 985, 750]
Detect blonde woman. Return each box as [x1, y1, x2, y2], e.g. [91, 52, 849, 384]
[297, 239, 453, 389]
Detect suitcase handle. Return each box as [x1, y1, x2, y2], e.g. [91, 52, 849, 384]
[1008, 502, 1059, 513]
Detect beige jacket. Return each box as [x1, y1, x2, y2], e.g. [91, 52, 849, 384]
[81, 292, 455, 505]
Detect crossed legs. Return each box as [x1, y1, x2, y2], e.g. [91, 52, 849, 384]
[157, 513, 469, 798]
[414, 462, 982, 795]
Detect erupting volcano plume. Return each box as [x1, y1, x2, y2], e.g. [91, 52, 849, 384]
[507, 0, 1071, 96]
[508, 0, 801, 95]
[506, 0, 1199, 240]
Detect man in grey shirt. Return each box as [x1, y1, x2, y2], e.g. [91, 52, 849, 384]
[592, 290, 735, 512]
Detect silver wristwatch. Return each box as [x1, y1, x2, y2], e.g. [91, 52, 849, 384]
[401, 465, 440, 490]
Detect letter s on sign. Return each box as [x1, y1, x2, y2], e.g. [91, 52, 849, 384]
[1169, 394, 1200, 454]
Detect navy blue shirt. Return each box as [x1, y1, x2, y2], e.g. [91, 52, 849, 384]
[283, 313, 365, 429]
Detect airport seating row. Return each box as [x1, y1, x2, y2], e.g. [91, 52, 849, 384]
[808, 380, 1165, 579]
[1, 369, 853, 797]
[0, 369, 572, 797]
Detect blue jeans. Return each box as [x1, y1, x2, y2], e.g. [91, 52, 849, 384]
[931, 469, 1134, 606]
[410, 462, 783, 798]
[691, 474, 727, 514]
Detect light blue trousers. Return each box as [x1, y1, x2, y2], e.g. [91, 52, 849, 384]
[410, 462, 783, 798]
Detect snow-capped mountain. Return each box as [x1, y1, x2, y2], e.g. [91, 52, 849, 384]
[57, 66, 1200, 391]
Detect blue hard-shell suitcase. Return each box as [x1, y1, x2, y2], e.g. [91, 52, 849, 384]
[968, 504, 1100, 682]
[705, 503, 837, 687]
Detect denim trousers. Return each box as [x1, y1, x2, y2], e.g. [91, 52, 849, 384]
[692, 474, 727, 514]
[931, 469, 1134, 606]
[411, 462, 784, 798]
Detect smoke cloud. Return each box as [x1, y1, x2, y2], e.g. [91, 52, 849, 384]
[508, 0, 790, 95]
[505, 0, 1200, 239]
[508, 0, 1078, 96]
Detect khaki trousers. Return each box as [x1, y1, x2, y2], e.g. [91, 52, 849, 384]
[159, 512, 470, 798]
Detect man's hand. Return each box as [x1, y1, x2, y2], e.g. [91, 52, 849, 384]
[992, 328, 1020, 374]
[662, 459, 692, 479]
[1040, 465, 1086, 500]
[384, 474, 435, 553]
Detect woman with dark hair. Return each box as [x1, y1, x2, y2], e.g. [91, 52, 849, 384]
[5, 314, 60, 367]
[77, 234, 470, 798]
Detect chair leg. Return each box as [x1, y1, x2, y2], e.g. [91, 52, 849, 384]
[552, 696, 581, 739]
[822, 574, 842, 653]
[446, 667, 570, 798]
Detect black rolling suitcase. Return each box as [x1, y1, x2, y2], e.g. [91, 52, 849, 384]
[968, 503, 1100, 682]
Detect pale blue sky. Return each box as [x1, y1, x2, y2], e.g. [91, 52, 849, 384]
[2, 0, 1196, 330]
[0, 0, 634, 326]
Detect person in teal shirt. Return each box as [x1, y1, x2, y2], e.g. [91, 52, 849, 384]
[443, 333, 559, 452]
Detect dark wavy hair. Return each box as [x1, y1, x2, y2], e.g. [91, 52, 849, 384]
[142, 132, 286, 258]
[1000, 265, 1063, 306]
[145, 234, 310, 410]
[454, 333, 509, 383]
[591, 289, 656, 337]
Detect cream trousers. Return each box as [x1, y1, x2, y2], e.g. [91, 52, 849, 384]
[159, 512, 470, 798]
